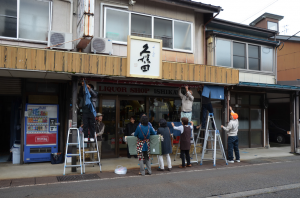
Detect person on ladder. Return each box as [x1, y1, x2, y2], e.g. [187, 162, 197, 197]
[90, 113, 105, 161]
[221, 106, 240, 163]
[198, 85, 215, 130]
[178, 85, 194, 122]
[79, 81, 98, 142]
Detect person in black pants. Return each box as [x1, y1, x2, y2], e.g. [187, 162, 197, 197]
[172, 118, 194, 168]
[198, 85, 215, 129]
[79, 81, 98, 142]
[124, 116, 138, 158]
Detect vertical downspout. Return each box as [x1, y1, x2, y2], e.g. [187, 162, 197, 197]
[274, 33, 277, 84]
[204, 12, 220, 65]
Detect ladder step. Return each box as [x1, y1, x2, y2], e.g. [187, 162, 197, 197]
[66, 154, 81, 157]
[65, 165, 82, 167]
[205, 149, 222, 151]
[67, 143, 79, 145]
[84, 151, 98, 154]
[84, 161, 100, 164]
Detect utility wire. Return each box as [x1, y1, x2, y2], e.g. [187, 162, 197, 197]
[240, 0, 279, 23]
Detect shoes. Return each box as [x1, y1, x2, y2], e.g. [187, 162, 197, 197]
[127, 156, 132, 158]
[235, 160, 240, 163]
[179, 165, 186, 168]
[187, 164, 192, 167]
[157, 168, 164, 171]
[90, 138, 94, 142]
[168, 168, 172, 171]
[84, 138, 88, 142]
[228, 160, 234, 163]
[134, 156, 138, 158]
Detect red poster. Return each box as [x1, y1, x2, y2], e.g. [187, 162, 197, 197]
[26, 133, 57, 145]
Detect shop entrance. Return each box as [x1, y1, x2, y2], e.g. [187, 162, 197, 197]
[0, 96, 22, 163]
[99, 96, 146, 158]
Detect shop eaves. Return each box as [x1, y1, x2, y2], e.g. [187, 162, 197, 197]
[238, 82, 300, 91]
[153, 0, 222, 13]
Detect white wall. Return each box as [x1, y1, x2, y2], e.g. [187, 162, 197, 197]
[239, 72, 276, 84]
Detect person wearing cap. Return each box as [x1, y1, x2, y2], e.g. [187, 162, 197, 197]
[221, 106, 240, 163]
[90, 113, 105, 161]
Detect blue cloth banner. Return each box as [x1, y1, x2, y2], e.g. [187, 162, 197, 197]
[202, 85, 224, 100]
[84, 81, 96, 117]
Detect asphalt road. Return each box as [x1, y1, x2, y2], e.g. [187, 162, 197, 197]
[1, 160, 300, 198]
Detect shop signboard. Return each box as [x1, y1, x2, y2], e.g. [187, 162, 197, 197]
[127, 36, 162, 79]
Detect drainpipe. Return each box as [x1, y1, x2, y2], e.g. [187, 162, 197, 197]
[204, 12, 219, 65]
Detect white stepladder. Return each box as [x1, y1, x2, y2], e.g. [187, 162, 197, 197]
[63, 128, 82, 175]
[82, 132, 102, 174]
[200, 113, 228, 166]
[174, 126, 198, 164]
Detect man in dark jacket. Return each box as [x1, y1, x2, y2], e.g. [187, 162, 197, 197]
[197, 85, 214, 130]
[124, 116, 138, 158]
[79, 81, 98, 142]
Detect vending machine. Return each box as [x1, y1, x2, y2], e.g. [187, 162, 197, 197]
[24, 104, 59, 163]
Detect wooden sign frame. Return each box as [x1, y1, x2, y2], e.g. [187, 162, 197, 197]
[127, 35, 162, 79]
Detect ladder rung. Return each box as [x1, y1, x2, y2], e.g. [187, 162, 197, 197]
[68, 143, 79, 145]
[65, 165, 81, 167]
[205, 149, 222, 151]
[66, 154, 81, 156]
[84, 151, 98, 154]
[84, 161, 100, 164]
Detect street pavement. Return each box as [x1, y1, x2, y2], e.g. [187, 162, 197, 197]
[0, 156, 300, 198]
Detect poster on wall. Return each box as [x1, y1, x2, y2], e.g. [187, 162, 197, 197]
[127, 36, 162, 79]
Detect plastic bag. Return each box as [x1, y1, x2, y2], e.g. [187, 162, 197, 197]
[114, 165, 127, 175]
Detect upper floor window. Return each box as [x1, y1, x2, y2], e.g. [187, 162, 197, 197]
[0, 0, 50, 41]
[215, 38, 274, 72]
[267, 21, 278, 31]
[104, 7, 193, 52]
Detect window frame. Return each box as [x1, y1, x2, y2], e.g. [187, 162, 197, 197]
[103, 7, 193, 53]
[267, 21, 278, 31]
[214, 37, 274, 74]
[0, 0, 52, 43]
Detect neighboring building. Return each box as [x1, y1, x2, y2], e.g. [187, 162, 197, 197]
[249, 12, 284, 33]
[206, 16, 299, 151]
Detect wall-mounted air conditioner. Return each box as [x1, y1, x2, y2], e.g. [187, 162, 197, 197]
[47, 31, 73, 50]
[91, 37, 113, 54]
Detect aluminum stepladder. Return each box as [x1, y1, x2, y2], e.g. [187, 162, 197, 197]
[82, 132, 102, 174]
[63, 128, 82, 175]
[200, 113, 228, 166]
[174, 125, 198, 164]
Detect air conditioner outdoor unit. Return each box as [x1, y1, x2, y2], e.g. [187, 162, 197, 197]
[47, 31, 73, 50]
[91, 37, 113, 54]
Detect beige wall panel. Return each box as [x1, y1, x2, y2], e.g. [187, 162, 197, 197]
[232, 69, 239, 84]
[121, 57, 127, 76]
[36, 50, 46, 71]
[199, 65, 205, 82]
[170, 62, 176, 80]
[183, 64, 188, 81]
[26, 48, 36, 70]
[176, 7, 187, 21]
[165, 5, 177, 19]
[188, 64, 194, 81]
[162, 62, 168, 79]
[194, 65, 200, 81]
[144, 0, 156, 15]
[46, 50, 55, 71]
[186, 11, 195, 23]
[205, 66, 211, 82]
[0, 46, 4, 68]
[67, 52, 74, 72]
[82, 54, 90, 74]
[73, 53, 81, 73]
[176, 52, 187, 63]
[155, 2, 166, 17]
[89, 55, 97, 74]
[6, 46, 17, 69]
[113, 57, 121, 76]
[54, 51, 63, 71]
[226, 69, 232, 84]
[132, 0, 144, 13]
[52, 0, 71, 33]
[221, 68, 227, 84]
[16, 47, 25, 69]
[216, 67, 222, 83]
[210, 66, 216, 83]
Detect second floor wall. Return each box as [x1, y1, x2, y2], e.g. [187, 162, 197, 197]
[0, 0, 212, 65]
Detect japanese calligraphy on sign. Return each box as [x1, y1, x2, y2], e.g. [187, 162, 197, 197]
[127, 36, 162, 79]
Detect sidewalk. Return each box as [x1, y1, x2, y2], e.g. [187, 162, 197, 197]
[0, 146, 296, 187]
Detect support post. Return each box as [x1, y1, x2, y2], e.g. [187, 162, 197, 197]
[296, 92, 300, 150]
[71, 76, 78, 172]
[290, 93, 295, 153]
[20, 78, 26, 164]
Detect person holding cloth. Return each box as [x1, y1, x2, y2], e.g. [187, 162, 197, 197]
[157, 119, 172, 171]
[178, 86, 194, 122]
[79, 81, 98, 142]
[124, 116, 138, 158]
[172, 117, 193, 168]
[221, 106, 240, 163]
[134, 116, 156, 176]
[198, 85, 214, 130]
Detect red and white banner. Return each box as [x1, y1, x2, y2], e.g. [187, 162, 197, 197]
[26, 133, 57, 145]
